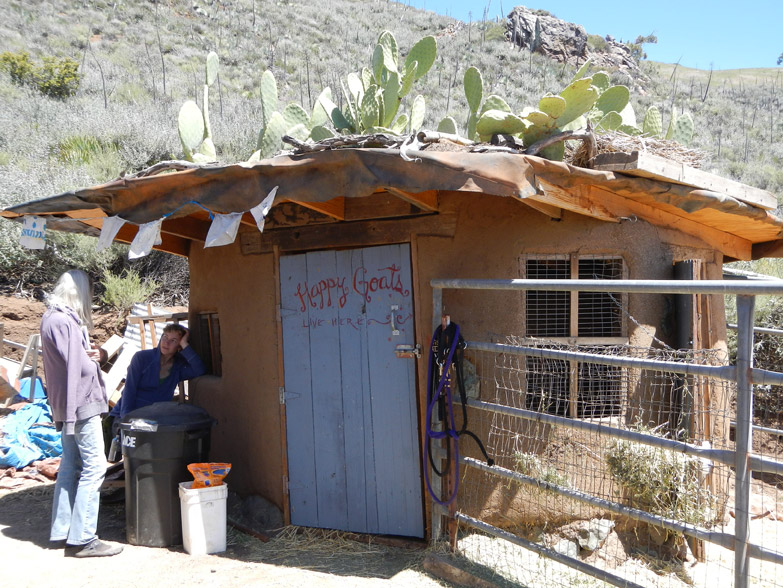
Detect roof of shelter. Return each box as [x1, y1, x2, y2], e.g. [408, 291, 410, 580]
[2, 145, 781, 261]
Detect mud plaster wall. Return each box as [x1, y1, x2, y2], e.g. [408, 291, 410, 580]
[188, 242, 282, 504]
[185, 190, 727, 516]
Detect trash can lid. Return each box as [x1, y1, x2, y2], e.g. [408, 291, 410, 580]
[119, 402, 215, 432]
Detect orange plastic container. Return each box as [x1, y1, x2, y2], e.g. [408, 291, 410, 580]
[187, 462, 231, 488]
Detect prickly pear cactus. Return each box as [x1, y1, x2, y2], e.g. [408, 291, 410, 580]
[670, 112, 694, 145]
[410, 95, 426, 131]
[642, 106, 663, 137]
[178, 100, 205, 161]
[437, 116, 458, 135]
[464, 67, 483, 114]
[404, 36, 436, 80]
[476, 110, 527, 141]
[260, 70, 278, 129]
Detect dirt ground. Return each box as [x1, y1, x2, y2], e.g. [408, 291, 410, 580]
[0, 481, 457, 588]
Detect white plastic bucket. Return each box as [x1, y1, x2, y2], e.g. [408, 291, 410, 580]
[178, 481, 228, 555]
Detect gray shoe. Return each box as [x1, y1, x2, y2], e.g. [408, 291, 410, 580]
[65, 538, 123, 558]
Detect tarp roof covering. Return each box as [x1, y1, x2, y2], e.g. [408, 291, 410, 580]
[2, 148, 781, 261]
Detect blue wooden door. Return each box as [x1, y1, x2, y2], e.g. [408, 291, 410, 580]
[280, 243, 423, 537]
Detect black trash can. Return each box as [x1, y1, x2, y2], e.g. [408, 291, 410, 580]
[120, 402, 215, 547]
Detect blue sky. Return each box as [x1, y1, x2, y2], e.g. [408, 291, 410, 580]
[410, 1, 781, 71]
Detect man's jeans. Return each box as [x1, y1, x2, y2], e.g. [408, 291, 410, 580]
[50, 415, 106, 545]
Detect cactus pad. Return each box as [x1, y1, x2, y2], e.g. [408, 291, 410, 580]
[404, 36, 436, 80]
[558, 78, 599, 127]
[481, 94, 512, 115]
[178, 100, 205, 157]
[437, 116, 458, 135]
[590, 72, 610, 93]
[282, 103, 310, 131]
[670, 112, 694, 145]
[260, 70, 278, 129]
[257, 111, 287, 157]
[594, 85, 630, 117]
[476, 109, 527, 138]
[464, 67, 483, 113]
[206, 52, 219, 86]
[538, 95, 566, 120]
[642, 106, 663, 137]
[410, 94, 426, 131]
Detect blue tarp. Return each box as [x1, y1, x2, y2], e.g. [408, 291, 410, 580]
[0, 398, 61, 468]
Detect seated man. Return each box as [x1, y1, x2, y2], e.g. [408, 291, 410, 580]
[108, 323, 205, 428]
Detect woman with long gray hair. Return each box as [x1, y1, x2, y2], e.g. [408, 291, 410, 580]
[40, 269, 123, 557]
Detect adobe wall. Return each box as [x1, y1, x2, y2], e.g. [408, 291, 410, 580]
[186, 190, 727, 517]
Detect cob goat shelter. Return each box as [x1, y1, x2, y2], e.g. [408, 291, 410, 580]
[4, 140, 782, 540]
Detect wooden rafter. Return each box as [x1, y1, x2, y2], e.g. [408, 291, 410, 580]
[588, 185, 752, 260]
[385, 187, 439, 212]
[531, 178, 620, 223]
[287, 197, 346, 220]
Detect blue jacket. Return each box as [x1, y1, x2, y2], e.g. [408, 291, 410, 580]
[110, 345, 205, 418]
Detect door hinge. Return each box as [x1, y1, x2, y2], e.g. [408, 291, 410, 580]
[283, 475, 289, 495]
[279, 387, 301, 404]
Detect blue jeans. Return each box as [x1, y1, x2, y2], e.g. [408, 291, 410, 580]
[50, 415, 106, 545]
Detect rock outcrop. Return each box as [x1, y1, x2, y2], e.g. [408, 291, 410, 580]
[505, 6, 641, 79]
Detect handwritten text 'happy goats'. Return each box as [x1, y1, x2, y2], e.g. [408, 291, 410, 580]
[294, 264, 410, 312]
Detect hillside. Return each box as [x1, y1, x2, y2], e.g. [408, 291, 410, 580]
[0, 0, 782, 297]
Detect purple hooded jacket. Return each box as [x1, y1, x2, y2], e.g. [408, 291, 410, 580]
[40, 305, 108, 434]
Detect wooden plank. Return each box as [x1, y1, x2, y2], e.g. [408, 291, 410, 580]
[105, 346, 136, 406]
[588, 185, 753, 261]
[306, 249, 349, 531]
[363, 243, 423, 537]
[240, 213, 457, 255]
[100, 334, 124, 363]
[385, 187, 439, 212]
[346, 191, 424, 220]
[273, 245, 291, 527]
[534, 179, 620, 223]
[279, 253, 318, 526]
[337, 248, 374, 533]
[593, 151, 777, 211]
[516, 197, 562, 220]
[287, 197, 346, 220]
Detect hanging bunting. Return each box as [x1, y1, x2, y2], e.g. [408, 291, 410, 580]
[19, 216, 46, 249]
[249, 186, 279, 233]
[129, 218, 163, 259]
[96, 216, 126, 251]
[204, 212, 242, 248]
[16, 185, 283, 257]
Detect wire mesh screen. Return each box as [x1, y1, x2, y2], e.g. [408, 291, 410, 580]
[447, 339, 783, 588]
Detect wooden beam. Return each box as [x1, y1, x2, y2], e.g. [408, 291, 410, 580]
[385, 187, 439, 212]
[533, 178, 620, 223]
[514, 195, 562, 219]
[240, 213, 457, 255]
[593, 151, 777, 211]
[160, 216, 211, 242]
[588, 185, 752, 260]
[286, 197, 346, 220]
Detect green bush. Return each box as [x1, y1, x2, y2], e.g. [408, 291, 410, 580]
[0, 51, 34, 85]
[101, 269, 159, 315]
[34, 56, 80, 99]
[587, 34, 607, 53]
[0, 51, 80, 99]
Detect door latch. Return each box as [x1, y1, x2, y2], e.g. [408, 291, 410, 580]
[395, 343, 421, 359]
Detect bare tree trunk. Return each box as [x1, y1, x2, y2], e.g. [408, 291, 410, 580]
[155, 1, 167, 97]
[702, 64, 713, 102]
